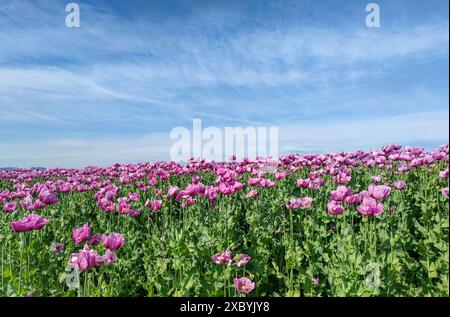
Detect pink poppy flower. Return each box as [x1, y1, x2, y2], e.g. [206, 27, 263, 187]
[311, 277, 319, 286]
[371, 175, 382, 184]
[286, 198, 302, 210]
[68, 245, 97, 271]
[167, 186, 180, 198]
[442, 187, 449, 197]
[52, 242, 64, 253]
[72, 223, 91, 245]
[357, 197, 384, 216]
[95, 249, 117, 267]
[11, 214, 48, 233]
[39, 190, 59, 205]
[308, 178, 324, 190]
[234, 254, 251, 267]
[3, 201, 17, 212]
[248, 178, 261, 186]
[300, 197, 313, 208]
[88, 233, 104, 245]
[234, 277, 255, 294]
[117, 198, 130, 214]
[97, 198, 115, 212]
[368, 185, 391, 200]
[439, 169, 449, 179]
[394, 181, 407, 190]
[327, 201, 344, 216]
[145, 199, 162, 211]
[211, 249, 233, 265]
[345, 193, 362, 205]
[246, 189, 258, 199]
[103, 233, 125, 251]
[330, 186, 353, 202]
[296, 179, 309, 188]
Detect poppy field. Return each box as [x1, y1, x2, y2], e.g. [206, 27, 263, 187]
[0, 144, 448, 297]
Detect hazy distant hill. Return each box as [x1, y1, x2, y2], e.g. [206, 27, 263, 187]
[0, 167, 46, 171]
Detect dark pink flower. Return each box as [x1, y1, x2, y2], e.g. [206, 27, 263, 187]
[97, 198, 115, 212]
[21, 195, 33, 211]
[127, 192, 139, 202]
[204, 186, 219, 201]
[72, 223, 91, 245]
[52, 242, 64, 253]
[308, 178, 324, 190]
[11, 214, 48, 233]
[117, 198, 130, 214]
[39, 190, 59, 205]
[335, 173, 351, 185]
[103, 233, 125, 251]
[439, 169, 449, 179]
[129, 209, 141, 218]
[88, 233, 104, 245]
[3, 201, 17, 212]
[442, 187, 449, 197]
[68, 244, 97, 271]
[248, 178, 261, 186]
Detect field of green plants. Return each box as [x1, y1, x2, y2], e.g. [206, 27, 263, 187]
[0, 144, 448, 297]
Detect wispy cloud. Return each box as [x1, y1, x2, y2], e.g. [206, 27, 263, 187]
[0, 0, 448, 167]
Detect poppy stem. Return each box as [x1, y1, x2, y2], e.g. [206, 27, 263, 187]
[84, 271, 88, 297]
[18, 234, 24, 295]
[289, 208, 294, 293]
[1, 242, 4, 293]
[26, 232, 30, 289]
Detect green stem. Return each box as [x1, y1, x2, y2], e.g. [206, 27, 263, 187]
[18, 235, 24, 295]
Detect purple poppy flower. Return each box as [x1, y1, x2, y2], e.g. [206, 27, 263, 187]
[103, 233, 125, 251]
[72, 223, 91, 245]
[327, 201, 344, 216]
[11, 214, 48, 233]
[357, 197, 384, 216]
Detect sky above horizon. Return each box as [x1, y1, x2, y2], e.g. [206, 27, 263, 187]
[0, 0, 449, 168]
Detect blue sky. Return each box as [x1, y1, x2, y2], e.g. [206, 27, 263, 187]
[0, 0, 448, 168]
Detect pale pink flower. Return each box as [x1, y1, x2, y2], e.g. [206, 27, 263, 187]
[234, 277, 255, 294]
[211, 249, 233, 265]
[234, 254, 251, 267]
